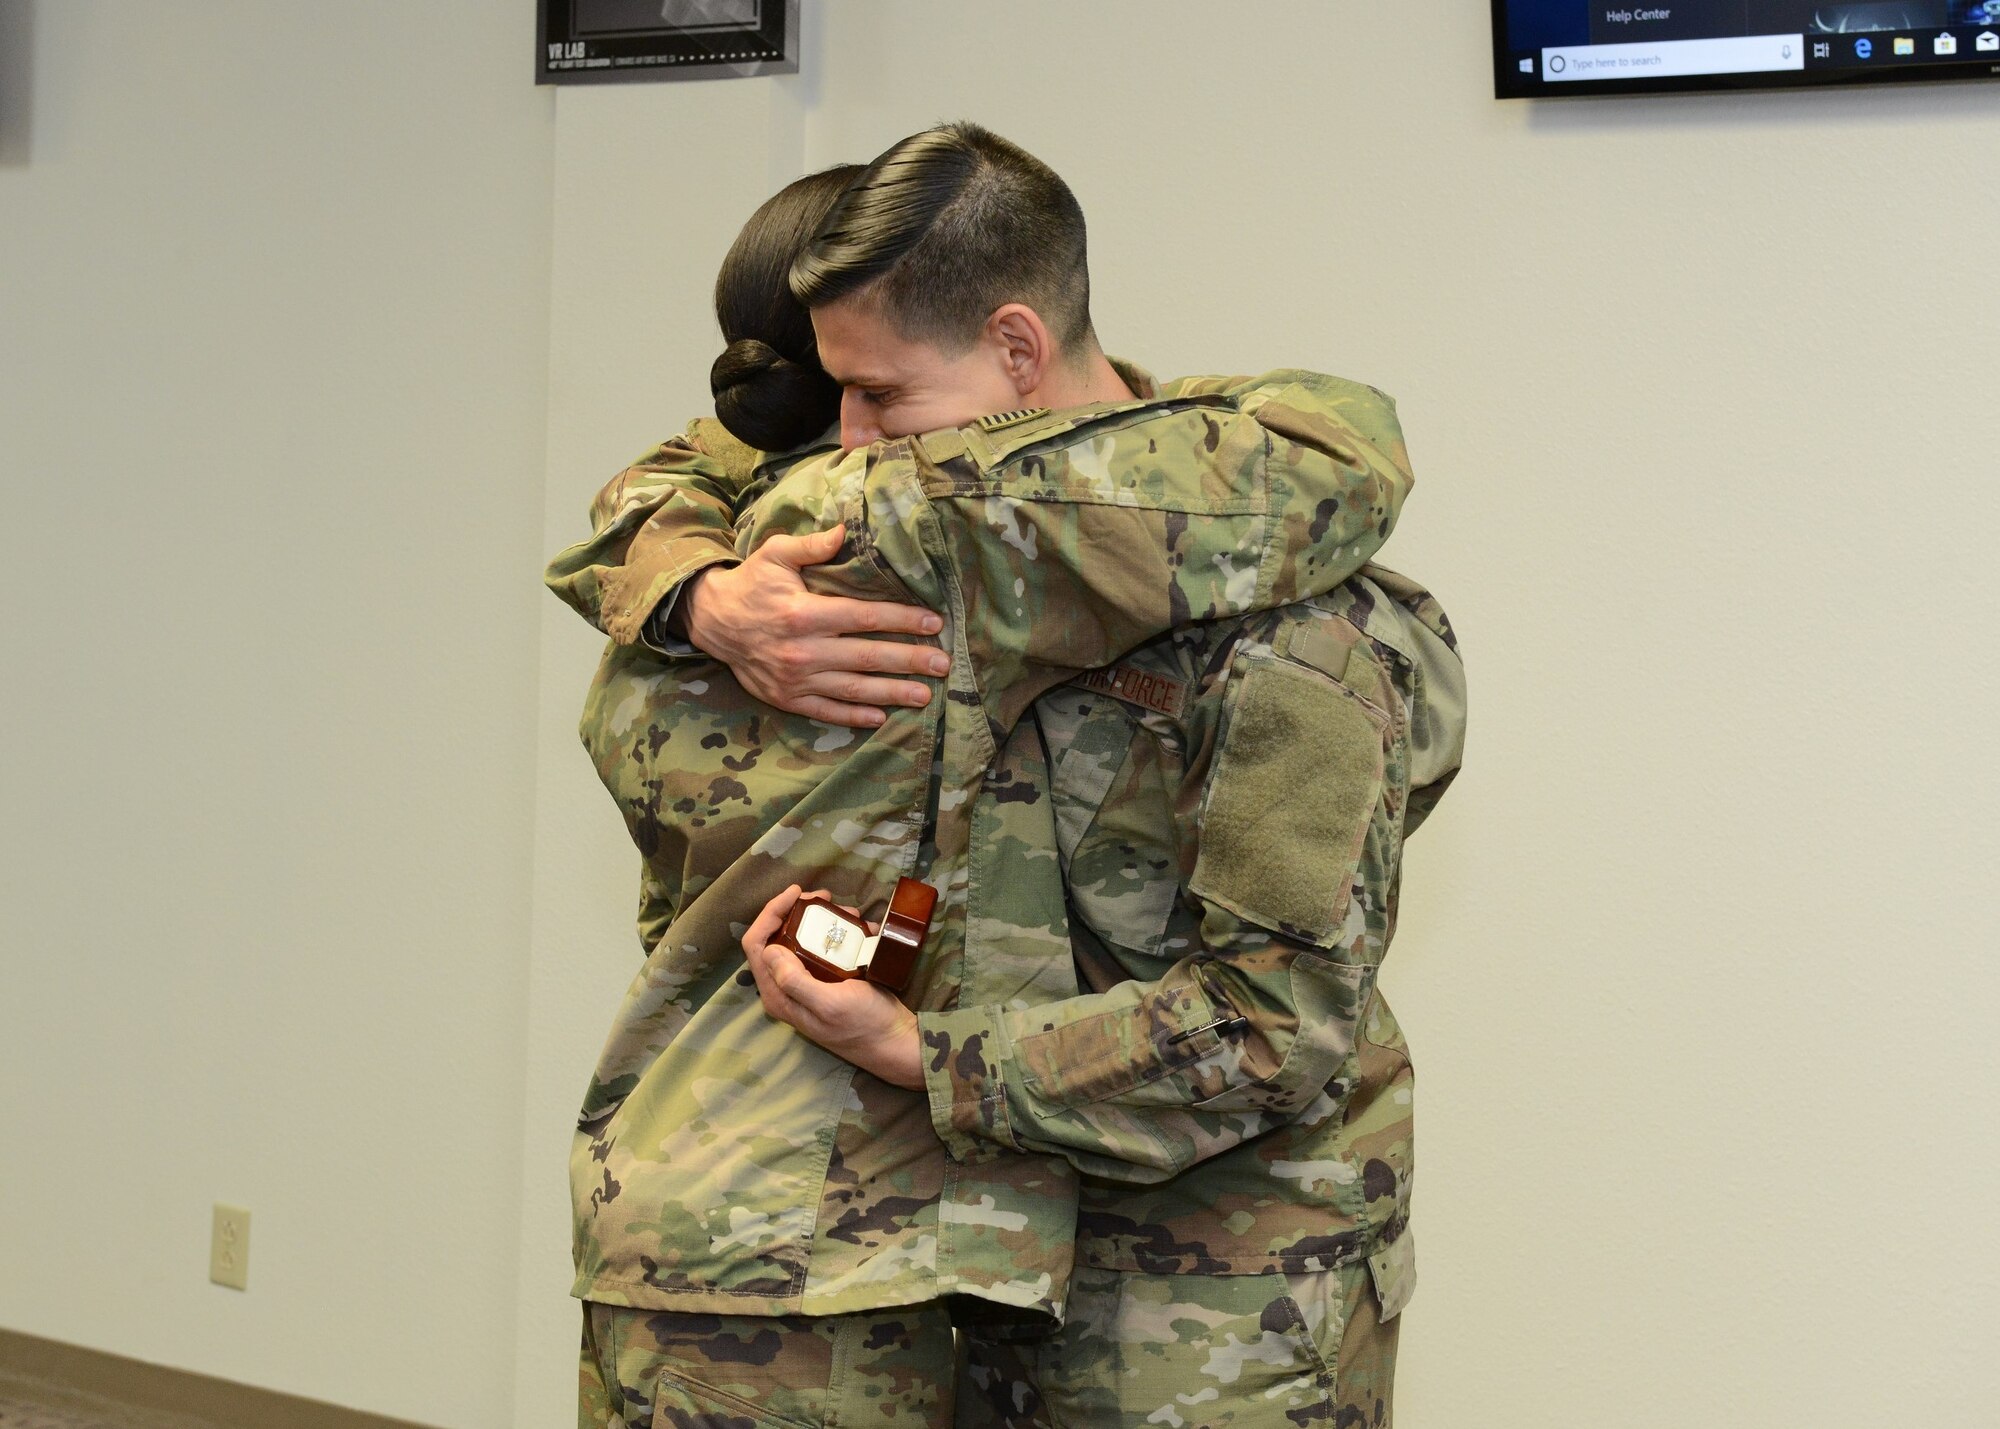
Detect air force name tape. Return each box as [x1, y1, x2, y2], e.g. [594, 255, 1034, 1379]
[1074, 662, 1189, 718]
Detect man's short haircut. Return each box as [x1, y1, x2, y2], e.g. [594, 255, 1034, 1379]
[789, 122, 1094, 355]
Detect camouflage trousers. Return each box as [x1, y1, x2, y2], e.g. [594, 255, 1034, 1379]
[957, 1263, 1398, 1429]
[578, 1300, 957, 1428]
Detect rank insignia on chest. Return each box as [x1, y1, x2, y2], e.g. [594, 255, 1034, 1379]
[975, 406, 1051, 432]
[774, 877, 938, 995]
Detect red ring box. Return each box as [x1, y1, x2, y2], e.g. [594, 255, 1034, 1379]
[774, 877, 937, 995]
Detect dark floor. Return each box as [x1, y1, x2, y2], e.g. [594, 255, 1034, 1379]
[0, 1375, 220, 1429]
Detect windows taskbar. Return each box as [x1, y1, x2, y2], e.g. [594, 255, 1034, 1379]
[1494, 24, 2000, 97]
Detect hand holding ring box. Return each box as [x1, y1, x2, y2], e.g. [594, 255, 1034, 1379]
[774, 877, 938, 995]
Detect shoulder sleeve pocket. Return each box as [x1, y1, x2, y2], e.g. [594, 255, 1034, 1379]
[1189, 655, 1385, 947]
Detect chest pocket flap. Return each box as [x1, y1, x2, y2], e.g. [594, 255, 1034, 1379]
[1042, 691, 1183, 958]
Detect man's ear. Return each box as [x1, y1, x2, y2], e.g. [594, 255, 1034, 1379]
[985, 304, 1052, 399]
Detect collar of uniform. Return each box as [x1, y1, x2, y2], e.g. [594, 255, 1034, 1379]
[754, 424, 843, 485]
[1108, 356, 1159, 400]
[919, 358, 1182, 469]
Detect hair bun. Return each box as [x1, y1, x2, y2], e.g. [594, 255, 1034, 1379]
[711, 337, 784, 390]
[710, 338, 841, 453]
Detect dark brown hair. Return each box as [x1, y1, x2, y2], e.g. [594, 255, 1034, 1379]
[788, 123, 1093, 355]
[709, 163, 862, 451]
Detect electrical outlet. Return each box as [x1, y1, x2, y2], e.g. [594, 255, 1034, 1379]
[209, 1204, 250, 1290]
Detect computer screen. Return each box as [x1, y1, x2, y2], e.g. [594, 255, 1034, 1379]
[1493, 1, 2000, 96]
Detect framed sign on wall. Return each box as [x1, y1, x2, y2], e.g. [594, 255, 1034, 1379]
[538, 0, 800, 84]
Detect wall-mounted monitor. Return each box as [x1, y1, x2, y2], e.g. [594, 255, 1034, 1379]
[1494, 2, 2000, 97]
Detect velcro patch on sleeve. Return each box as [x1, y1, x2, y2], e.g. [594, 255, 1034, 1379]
[1190, 657, 1385, 944]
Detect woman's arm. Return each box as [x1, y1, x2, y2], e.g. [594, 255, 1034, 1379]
[543, 420, 946, 725]
[542, 417, 761, 646]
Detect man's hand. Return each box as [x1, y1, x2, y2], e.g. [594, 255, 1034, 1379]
[742, 886, 925, 1091]
[682, 524, 949, 728]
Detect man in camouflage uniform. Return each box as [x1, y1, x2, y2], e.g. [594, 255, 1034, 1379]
[550, 124, 1462, 1426]
[759, 127, 1462, 1429]
[734, 391, 1464, 1429]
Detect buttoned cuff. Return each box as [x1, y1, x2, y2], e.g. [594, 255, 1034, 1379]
[916, 1005, 1024, 1163]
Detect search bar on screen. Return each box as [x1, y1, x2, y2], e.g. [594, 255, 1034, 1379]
[1541, 34, 1805, 81]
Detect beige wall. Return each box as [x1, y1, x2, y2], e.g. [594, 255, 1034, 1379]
[0, 4, 554, 1426]
[5, 4, 1998, 1427]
